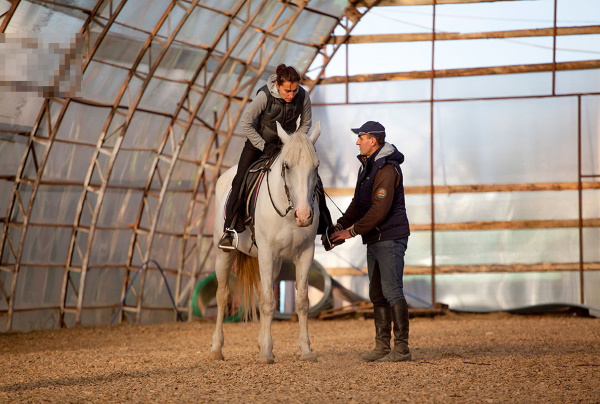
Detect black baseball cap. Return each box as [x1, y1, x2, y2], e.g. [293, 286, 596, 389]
[351, 121, 386, 140]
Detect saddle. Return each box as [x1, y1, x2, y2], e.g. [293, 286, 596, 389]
[231, 152, 280, 248]
[241, 154, 277, 223]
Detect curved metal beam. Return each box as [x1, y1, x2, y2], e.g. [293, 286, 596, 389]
[0, 0, 120, 331]
[176, 0, 314, 320]
[0, 0, 20, 32]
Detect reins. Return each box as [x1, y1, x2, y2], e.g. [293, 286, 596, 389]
[265, 161, 294, 217]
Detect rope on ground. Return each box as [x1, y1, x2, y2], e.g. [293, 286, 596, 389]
[110, 259, 183, 325]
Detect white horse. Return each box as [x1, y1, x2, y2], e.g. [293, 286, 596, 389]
[209, 121, 321, 364]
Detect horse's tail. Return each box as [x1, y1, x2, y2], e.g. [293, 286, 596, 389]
[233, 254, 260, 322]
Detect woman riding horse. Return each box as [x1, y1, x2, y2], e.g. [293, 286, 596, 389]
[210, 121, 323, 363]
[218, 64, 335, 250]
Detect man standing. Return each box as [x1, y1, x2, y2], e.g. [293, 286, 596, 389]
[330, 121, 411, 362]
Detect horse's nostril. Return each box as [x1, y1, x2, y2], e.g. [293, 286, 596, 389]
[294, 211, 298, 219]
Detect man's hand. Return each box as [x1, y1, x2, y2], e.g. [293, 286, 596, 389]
[331, 229, 352, 243]
[322, 225, 345, 251]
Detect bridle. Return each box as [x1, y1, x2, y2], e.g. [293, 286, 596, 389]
[265, 160, 315, 218]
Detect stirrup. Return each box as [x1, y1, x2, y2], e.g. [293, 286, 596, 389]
[217, 229, 239, 251]
[322, 226, 344, 251]
[322, 230, 334, 251]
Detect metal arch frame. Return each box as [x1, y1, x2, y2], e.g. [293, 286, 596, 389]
[165, 2, 377, 317]
[58, 0, 148, 326]
[131, 0, 280, 323]
[117, 0, 260, 324]
[0, 0, 369, 330]
[63, 0, 206, 327]
[171, 1, 371, 322]
[1, 0, 597, 330]
[0, 0, 20, 32]
[116, 0, 315, 324]
[0, 0, 121, 331]
[303, 0, 383, 95]
[176, 0, 317, 322]
[307, 0, 600, 306]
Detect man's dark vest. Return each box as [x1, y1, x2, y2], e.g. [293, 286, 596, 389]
[252, 84, 305, 144]
[353, 147, 410, 244]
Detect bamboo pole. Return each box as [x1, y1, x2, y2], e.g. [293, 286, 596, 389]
[328, 25, 600, 44]
[326, 181, 600, 196]
[327, 262, 600, 276]
[309, 60, 600, 85]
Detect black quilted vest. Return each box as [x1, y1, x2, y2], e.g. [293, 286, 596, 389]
[252, 84, 306, 144]
[354, 145, 410, 244]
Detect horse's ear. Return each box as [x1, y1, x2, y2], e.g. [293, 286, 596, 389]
[276, 121, 291, 144]
[308, 121, 321, 144]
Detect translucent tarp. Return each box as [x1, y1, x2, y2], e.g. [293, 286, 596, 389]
[311, 86, 598, 314]
[334, 270, 600, 317]
[1, 0, 598, 332]
[0, 0, 346, 332]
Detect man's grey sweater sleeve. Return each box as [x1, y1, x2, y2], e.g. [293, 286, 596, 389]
[240, 91, 269, 151]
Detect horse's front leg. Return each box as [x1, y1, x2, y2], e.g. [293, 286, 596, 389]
[295, 248, 317, 362]
[209, 251, 235, 361]
[256, 255, 278, 364]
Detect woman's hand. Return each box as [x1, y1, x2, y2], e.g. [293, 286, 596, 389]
[263, 143, 279, 157]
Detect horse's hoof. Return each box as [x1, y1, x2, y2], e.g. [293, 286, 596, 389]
[208, 351, 224, 361]
[300, 352, 318, 362]
[257, 357, 275, 365]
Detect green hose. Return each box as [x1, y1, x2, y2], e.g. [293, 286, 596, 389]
[193, 259, 333, 322]
[192, 273, 242, 322]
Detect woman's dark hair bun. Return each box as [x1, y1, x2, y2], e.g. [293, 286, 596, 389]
[275, 64, 300, 85]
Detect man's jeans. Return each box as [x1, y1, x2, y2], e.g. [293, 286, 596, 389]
[367, 237, 409, 307]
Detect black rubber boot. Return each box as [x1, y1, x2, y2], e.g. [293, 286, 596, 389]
[376, 299, 411, 362]
[360, 306, 392, 362]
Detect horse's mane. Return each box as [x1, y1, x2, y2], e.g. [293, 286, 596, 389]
[279, 132, 318, 167]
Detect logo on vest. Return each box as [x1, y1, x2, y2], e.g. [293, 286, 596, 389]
[376, 188, 387, 198]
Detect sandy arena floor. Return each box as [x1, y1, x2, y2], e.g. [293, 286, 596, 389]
[0, 312, 598, 403]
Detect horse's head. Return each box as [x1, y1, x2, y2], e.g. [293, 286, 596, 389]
[276, 121, 321, 228]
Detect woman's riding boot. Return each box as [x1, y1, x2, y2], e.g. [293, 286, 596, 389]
[315, 176, 344, 251]
[315, 176, 333, 235]
[376, 299, 411, 362]
[360, 306, 392, 362]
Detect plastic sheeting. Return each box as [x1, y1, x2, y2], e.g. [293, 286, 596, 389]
[0, 0, 347, 332]
[1, 0, 598, 331]
[333, 271, 600, 318]
[311, 90, 599, 317]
